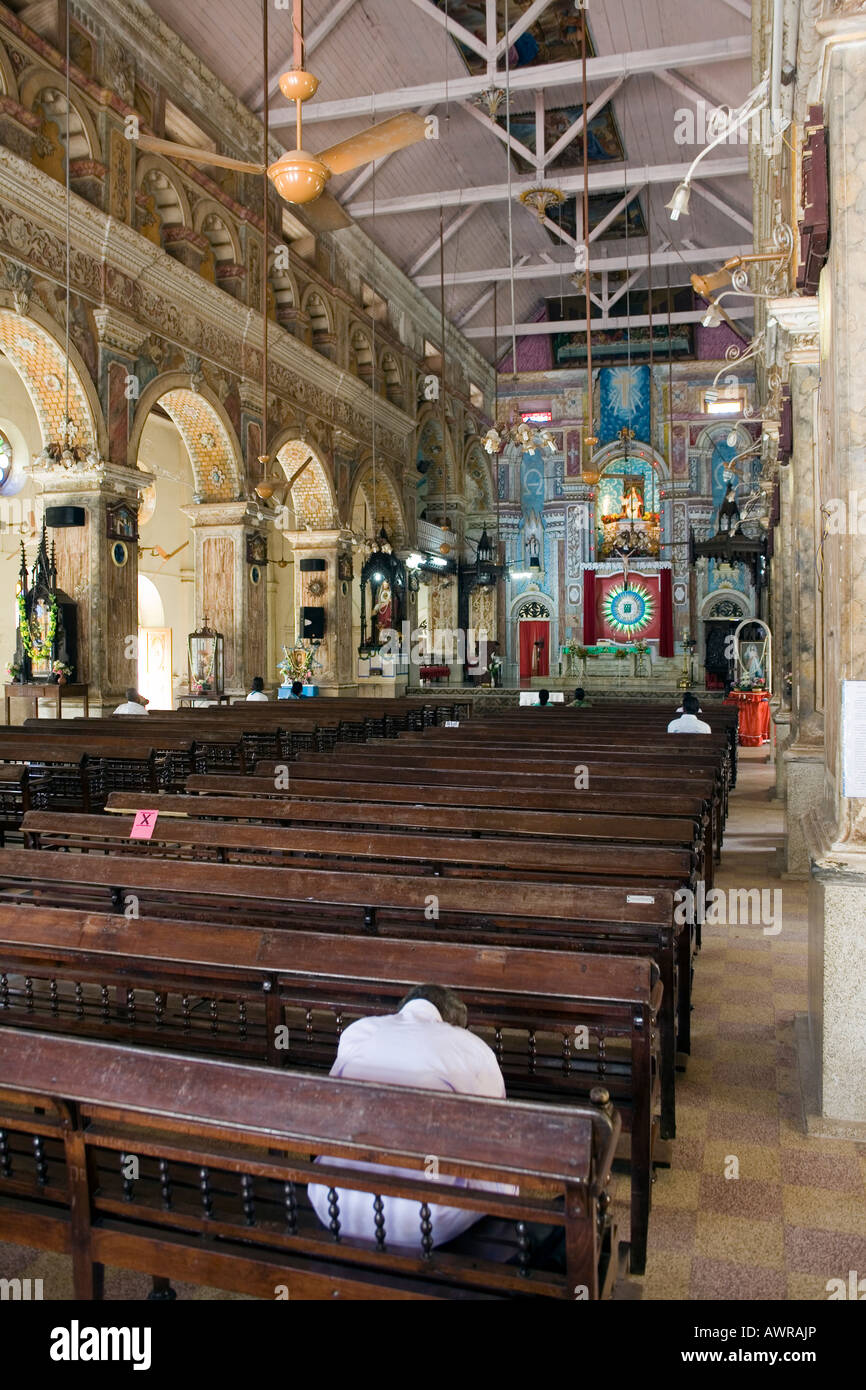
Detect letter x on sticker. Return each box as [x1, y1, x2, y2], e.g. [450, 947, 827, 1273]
[130, 810, 159, 840]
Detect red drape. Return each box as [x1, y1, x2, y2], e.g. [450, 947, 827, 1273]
[519, 621, 550, 678]
[659, 568, 674, 658]
[583, 570, 597, 645]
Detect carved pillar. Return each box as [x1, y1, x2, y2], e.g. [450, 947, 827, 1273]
[788, 34, 866, 1135]
[182, 502, 268, 695]
[285, 529, 355, 693]
[783, 355, 823, 872]
[32, 463, 150, 712]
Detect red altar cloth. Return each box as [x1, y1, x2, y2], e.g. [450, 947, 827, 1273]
[724, 691, 771, 746]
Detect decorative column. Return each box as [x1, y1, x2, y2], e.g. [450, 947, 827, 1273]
[765, 300, 823, 874]
[792, 30, 866, 1136]
[182, 502, 268, 695]
[30, 462, 151, 712]
[285, 529, 356, 694]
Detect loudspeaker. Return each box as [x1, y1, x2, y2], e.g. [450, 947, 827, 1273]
[299, 557, 326, 572]
[45, 506, 86, 527]
[301, 605, 325, 639]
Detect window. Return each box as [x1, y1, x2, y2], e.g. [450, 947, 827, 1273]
[0, 430, 12, 489]
[702, 388, 745, 416]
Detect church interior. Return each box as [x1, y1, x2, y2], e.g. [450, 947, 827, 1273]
[0, 0, 863, 1329]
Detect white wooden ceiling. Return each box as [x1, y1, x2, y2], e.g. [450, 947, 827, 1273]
[145, 0, 755, 360]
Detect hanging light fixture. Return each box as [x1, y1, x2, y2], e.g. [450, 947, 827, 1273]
[482, 9, 557, 462]
[36, 5, 98, 471]
[579, 4, 599, 486]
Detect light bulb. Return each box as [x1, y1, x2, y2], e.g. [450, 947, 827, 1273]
[666, 182, 691, 221]
[727, 429, 738, 447]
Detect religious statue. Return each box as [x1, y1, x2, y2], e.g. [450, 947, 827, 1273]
[622, 485, 644, 520]
[371, 579, 393, 642]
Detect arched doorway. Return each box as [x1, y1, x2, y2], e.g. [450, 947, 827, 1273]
[516, 598, 552, 680]
[137, 573, 172, 709]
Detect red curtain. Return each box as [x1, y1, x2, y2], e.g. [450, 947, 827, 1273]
[583, 569, 596, 646]
[519, 621, 550, 678]
[659, 567, 674, 658]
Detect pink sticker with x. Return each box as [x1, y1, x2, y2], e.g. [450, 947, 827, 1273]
[130, 810, 159, 840]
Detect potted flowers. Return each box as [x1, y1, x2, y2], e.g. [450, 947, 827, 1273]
[51, 661, 72, 685]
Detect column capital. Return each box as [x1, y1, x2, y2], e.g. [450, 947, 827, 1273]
[766, 295, 821, 366]
[181, 501, 259, 528]
[28, 461, 153, 499]
[92, 307, 147, 358]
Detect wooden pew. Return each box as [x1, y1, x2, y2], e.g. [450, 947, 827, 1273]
[0, 1028, 621, 1299]
[0, 847, 683, 1146]
[0, 900, 659, 1272]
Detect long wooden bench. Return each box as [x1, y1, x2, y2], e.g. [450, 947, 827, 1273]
[0, 900, 659, 1272]
[0, 846, 683, 1146]
[0, 1028, 621, 1299]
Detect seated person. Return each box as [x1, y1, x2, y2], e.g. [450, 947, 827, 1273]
[286, 680, 304, 700]
[571, 687, 591, 707]
[307, 984, 516, 1251]
[113, 686, 149, 715]
[667, 691, 711, 734]
[246, 675, 269, 702]
[537, 688, 551, 707]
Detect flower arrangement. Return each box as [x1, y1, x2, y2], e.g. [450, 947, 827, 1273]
[16, 590, 57, 660]
[51, 661, 72, 683]
[5, 660, 21, 682]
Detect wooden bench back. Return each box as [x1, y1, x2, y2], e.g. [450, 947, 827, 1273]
[0, 1027, 619, 1299]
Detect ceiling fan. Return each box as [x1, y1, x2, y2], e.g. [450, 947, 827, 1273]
[250, 452, 314, 515]
[135, 0, 428, 234]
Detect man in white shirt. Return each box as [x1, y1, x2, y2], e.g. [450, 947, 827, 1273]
[246, 676, 268, 701]
[113, 687, 149, 715]
[667, 691, 711, 734]
[307, 985, 515, 1251]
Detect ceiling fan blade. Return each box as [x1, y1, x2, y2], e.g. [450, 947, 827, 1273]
[300, 190, 352, 232]
[136, 134, 265, 176]
[318, 112, 428, 178]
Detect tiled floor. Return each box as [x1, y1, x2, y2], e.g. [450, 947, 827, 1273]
[625, 747, 866, 1300]
[2, 747, 864, 1300]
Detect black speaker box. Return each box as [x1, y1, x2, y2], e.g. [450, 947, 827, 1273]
[301, 605, 325, 639]
[45, 506, 86, 527]
[299, 557, 326, 572]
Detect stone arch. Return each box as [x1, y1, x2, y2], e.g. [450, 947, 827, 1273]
[589, 436, 671, 483]
[301, 289, 335, 356]
[416, 407, 457, 505]
[128, 374, 242, 501]
[21, 66, 100, 163]
[700, 589, 752, 620]
[269, 258, 301, 331]
[193, 201, 242, 266]
[0, 303, 104, 458]
[379, 349, 402, 406]
[348, 323, 373, 384]
[0, 41, 18, 101]
[350, 457, 406, 547]
[511, 592, 554, 620]
[463, 438, 495, 512]
[275, 439, 336, 530]
[134, 156, 193, 250]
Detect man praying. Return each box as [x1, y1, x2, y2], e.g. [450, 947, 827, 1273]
[667, 691, 711, 734]
[307, 984, 514, 1251]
